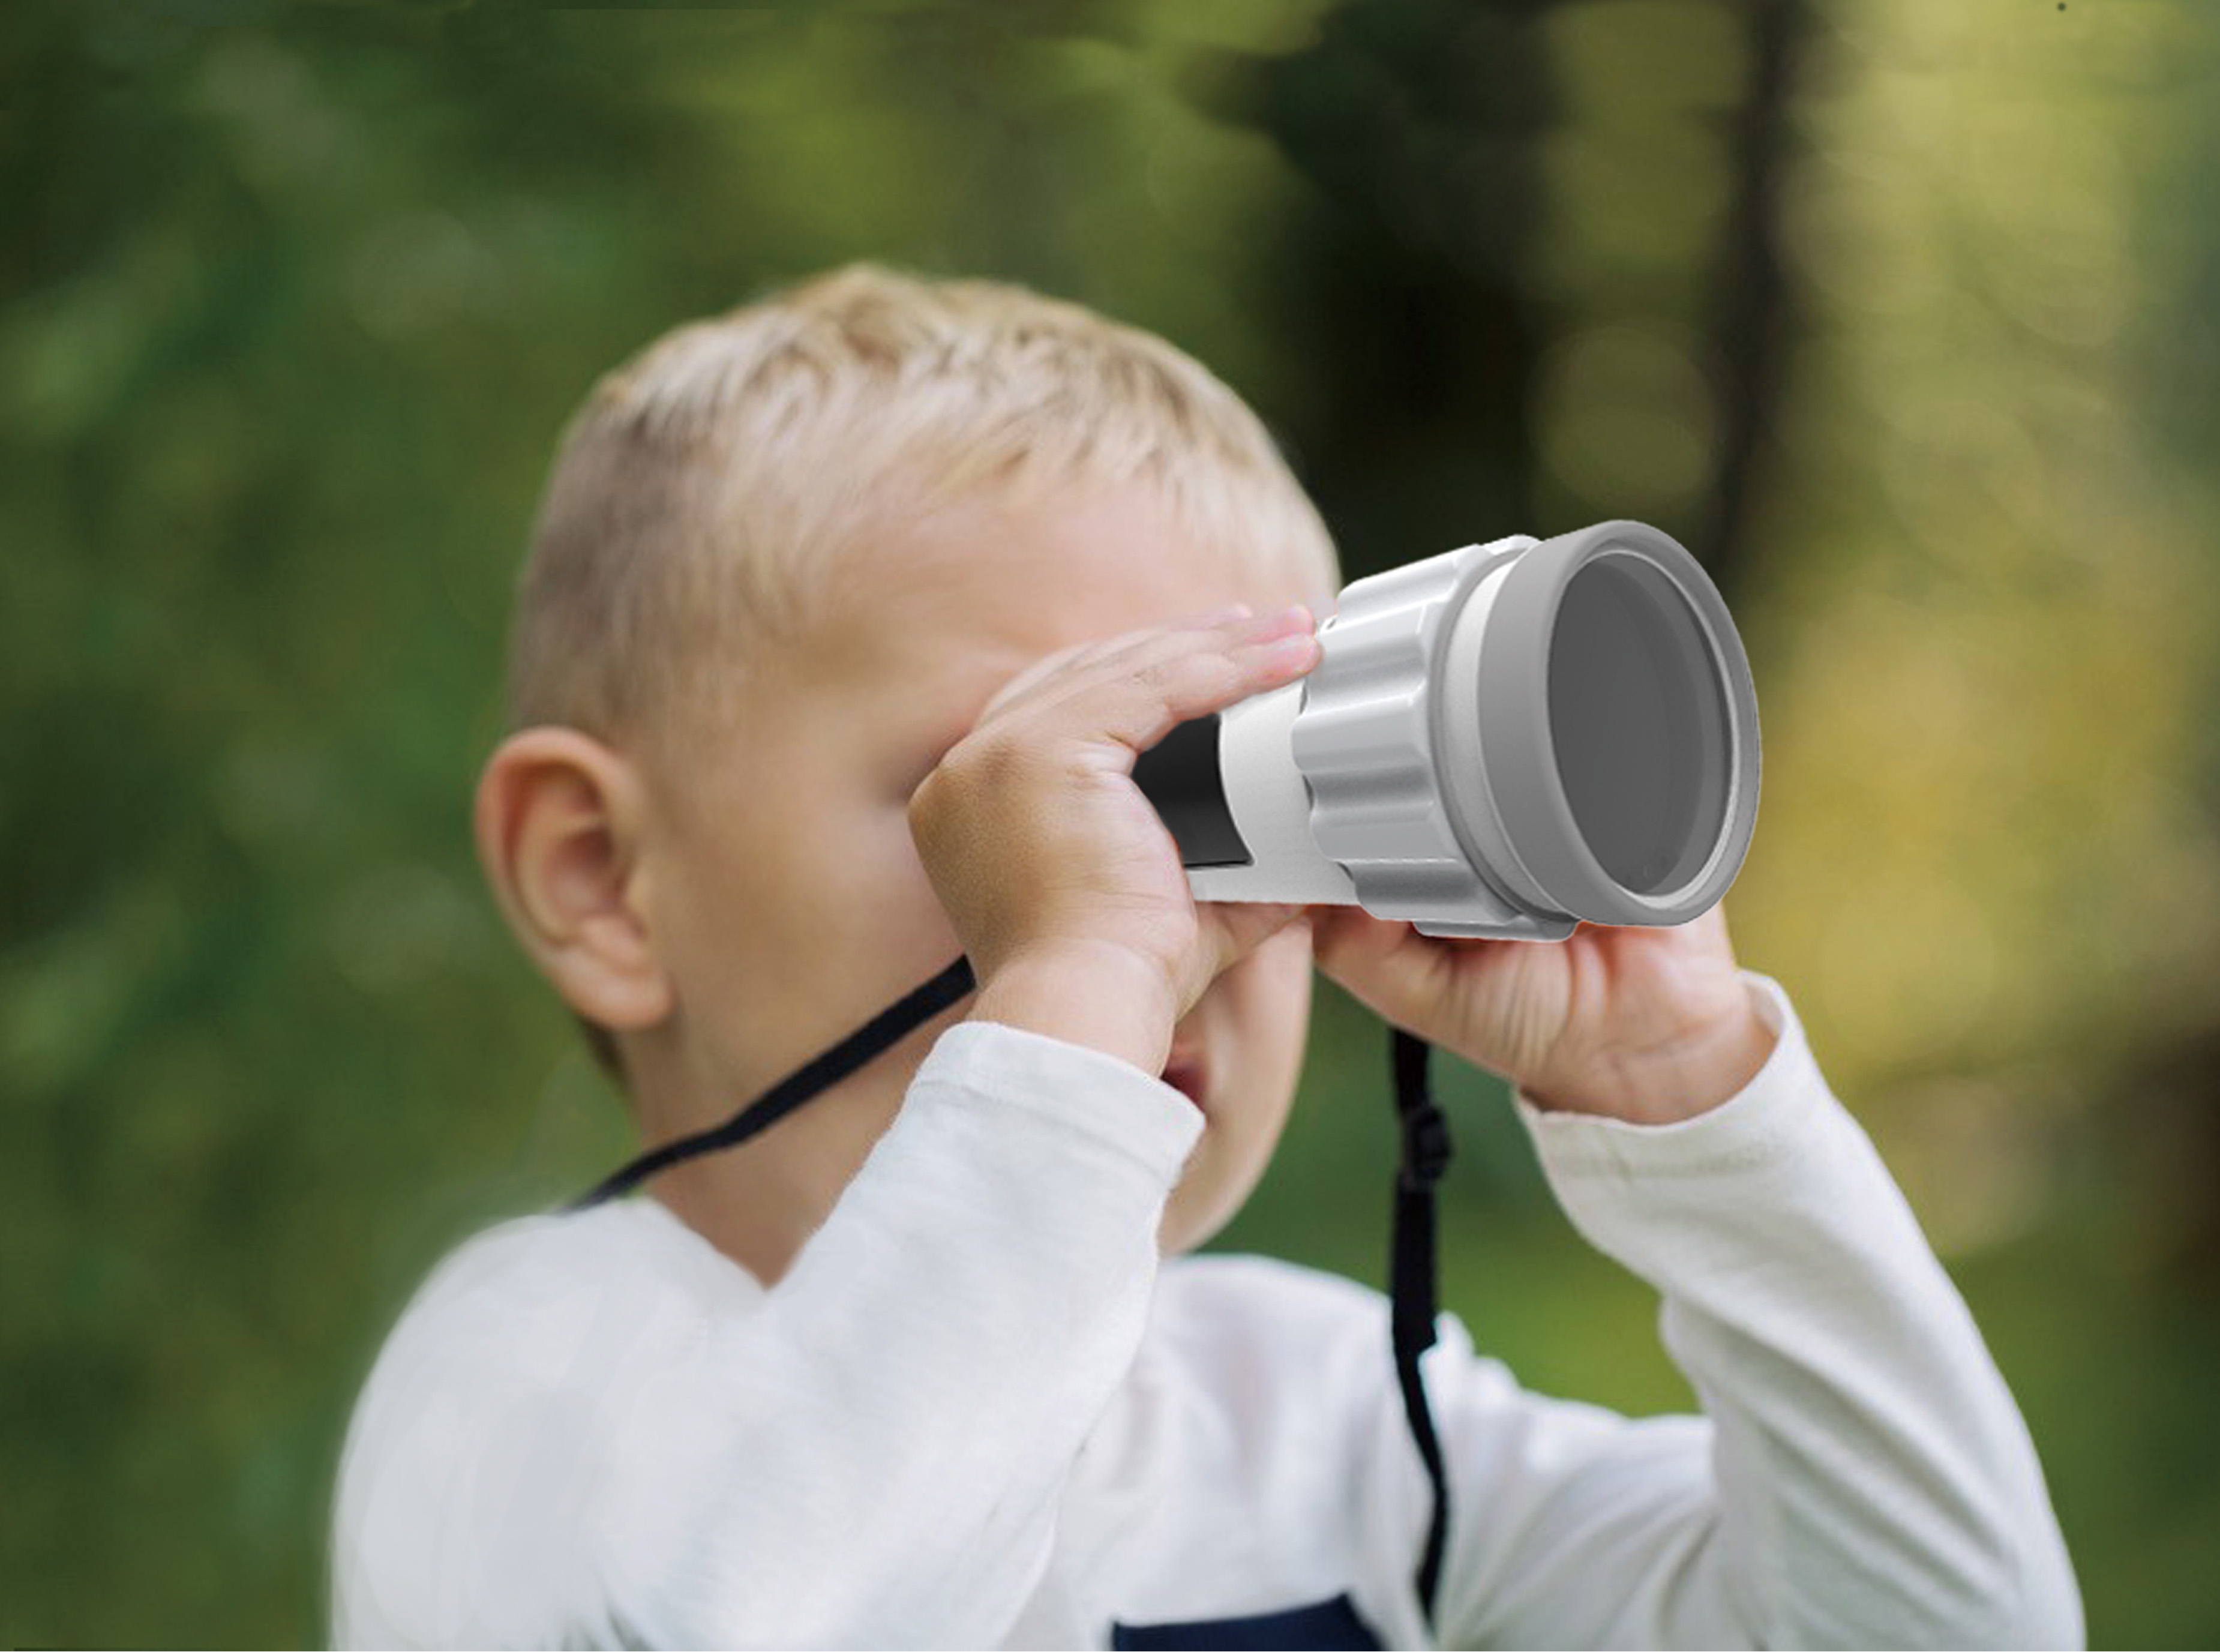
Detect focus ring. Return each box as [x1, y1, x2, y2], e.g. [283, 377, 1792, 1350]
[1291, 535, 1568, 937]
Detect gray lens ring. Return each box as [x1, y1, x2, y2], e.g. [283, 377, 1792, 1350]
[1453, 520, 1760, 925]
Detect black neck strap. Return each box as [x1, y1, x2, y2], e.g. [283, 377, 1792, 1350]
[565, 951, 1453, 1631]
[565, 954, 979, 1213]
[1390, 1027, 1453, 1626]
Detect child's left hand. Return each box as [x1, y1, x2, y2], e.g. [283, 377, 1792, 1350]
[1305, 901, 1778, 1125]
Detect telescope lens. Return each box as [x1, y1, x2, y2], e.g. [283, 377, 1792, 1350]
[1546, 555, 1732, 897]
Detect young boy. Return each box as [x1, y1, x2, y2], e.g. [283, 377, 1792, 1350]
[329, 265, 2082, 1648]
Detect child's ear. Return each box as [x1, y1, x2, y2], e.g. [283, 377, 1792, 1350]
[472, 727, 674, 1035]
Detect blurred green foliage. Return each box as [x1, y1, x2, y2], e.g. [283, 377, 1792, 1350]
[3, 0, 2218, 1645]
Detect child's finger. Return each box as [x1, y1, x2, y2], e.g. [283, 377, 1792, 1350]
[1087, 605, 1318, 757]
[1055, 604, 1306, 689]
[974, 606, 1270, 723]
[1175, 602, 1255, 628]
[980, 605, 1316, 763]
[1306, 904, 1463, 1031]
[1186, 900, 1312, 1011]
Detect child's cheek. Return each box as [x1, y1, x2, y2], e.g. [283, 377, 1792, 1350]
[874, 797, 942, 894]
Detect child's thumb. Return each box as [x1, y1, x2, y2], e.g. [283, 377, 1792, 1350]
[1197, 900, 1310, 981]
[1306, 903, 1406, 967]
[1306, 904, 1459, 1031]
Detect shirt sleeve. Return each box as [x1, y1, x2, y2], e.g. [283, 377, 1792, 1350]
[1423, 968, 2084, 1651]
[329, 1020, 1202, 1650]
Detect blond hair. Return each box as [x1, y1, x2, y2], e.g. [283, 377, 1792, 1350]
[504, 262, 1342, 1085]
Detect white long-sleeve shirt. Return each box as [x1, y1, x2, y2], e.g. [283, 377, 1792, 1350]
[329, 970, 2083, 1648]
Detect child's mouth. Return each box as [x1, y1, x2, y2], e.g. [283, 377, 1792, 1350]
[1160, 1057, 1207, 1114]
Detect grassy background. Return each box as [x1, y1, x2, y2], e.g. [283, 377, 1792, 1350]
[4, 1, 2218, 1644]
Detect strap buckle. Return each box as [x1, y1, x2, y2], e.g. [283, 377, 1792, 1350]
[1399, 1104, 1453, 1189]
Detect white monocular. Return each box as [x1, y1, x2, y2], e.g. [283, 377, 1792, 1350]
[1130, 520, 1762, 941]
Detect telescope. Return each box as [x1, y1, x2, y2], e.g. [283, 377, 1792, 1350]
[1131, 519, 1760, 939]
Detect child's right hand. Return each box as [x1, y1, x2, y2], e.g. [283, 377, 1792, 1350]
[907, 602, 1321, 1078]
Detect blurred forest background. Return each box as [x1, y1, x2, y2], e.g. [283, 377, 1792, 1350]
[5, 0, 2219, 1644]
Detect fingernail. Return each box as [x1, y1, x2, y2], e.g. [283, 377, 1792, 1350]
[1258, 629, 1318, 669]
[1196, 604, 1253, 625]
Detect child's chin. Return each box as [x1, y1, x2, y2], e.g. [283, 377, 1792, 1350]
[1158, 1178, 1241, 1259]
